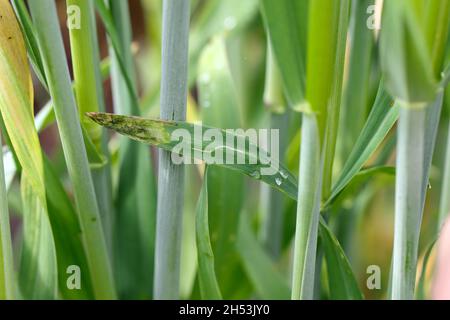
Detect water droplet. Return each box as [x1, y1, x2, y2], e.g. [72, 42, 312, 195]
[224, 16, 237, 31]
[275, 178, 282, 186]
[203, 99, 211, 108]
[199, 73, 211, 85]
[428, 182, 432, 190]
[280, 170, 289, 179]
[250, 171, 261, 180]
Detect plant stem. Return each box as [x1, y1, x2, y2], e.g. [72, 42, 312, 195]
[154, 0, 190, 300]
[67, 0, 114, 250]
[0, 132, 14, 300]
[392, 106, 426, 300]
[322, 0, 350, 199]
[28, 0, 116, 299]
[292, 114, 322, 300]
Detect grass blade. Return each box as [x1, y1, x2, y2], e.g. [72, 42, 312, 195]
[87, 113, 298, 200]
[322, 0, 350, 198]
[10, 0, 47, 89]
[19, 174, 57, 299]
[43, 157, 94, 299]
[326, 86, 397, 208]
[28, 0, 116, 299]
[198, 36, 246, 297]
[195, 167, 222, 300]
[319, 220, 363, 300]
[236, 213, 290, 300]
[340, 0, 377, 157]
[260, 0, 308, 110]
[105, 0, 156, 299]
[380, 0, 437, 104]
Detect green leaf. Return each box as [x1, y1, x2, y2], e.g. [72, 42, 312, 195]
[0, 0, 44, 195]
[380, 0, 437, 104]
[260, 0, 308, 109]
[43, 157, 94, 299]
[11, 0, 48, 89]
[340, 0, 377, 157]
[198, 36, 246, 297]
[305, 0, 339, 132]
[87, 112, 299, 201]
[319, 219, 364, 300]
[326, 166, 395, 210]
[195, 167, 222, 300]
[101, 0, 156, 299]
[19, 174, 57, 300]
[236, 213, 290, 299]
[327, 85, 397, 208]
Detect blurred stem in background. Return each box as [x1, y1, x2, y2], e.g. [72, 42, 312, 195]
[260, 43, 288, 259]
[154, 0, 190, 299]
[28, 0, 116, 299]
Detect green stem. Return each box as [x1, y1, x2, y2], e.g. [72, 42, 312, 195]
[392, 106, 426, 300]
[322, 0, 350, 199]
[28, 0, 116, 299]
[0, 132, 14, 300]
[154, 0, 190, 300]
[67, 0, 114, 251]
[292, 114, 322, 300]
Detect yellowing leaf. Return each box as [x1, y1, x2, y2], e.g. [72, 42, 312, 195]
[0, 0, 57, 298]
[0, 0, 43, 194]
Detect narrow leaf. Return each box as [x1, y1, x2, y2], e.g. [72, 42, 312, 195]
[260, 0, 308, 109]
[195, 167, 222, 299]
[319, 220, 364, 300]
[236, 213, 290, 299]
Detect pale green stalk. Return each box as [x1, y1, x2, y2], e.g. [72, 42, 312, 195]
[291, 0, 343, 300]
[322, 0, 350, 199]
[28, 0, 116, 299]
[154, 0, 190, 300]
[292, 114, 322, 300]
[389, 0, 450, 300]
[391, 106, 426, 300]
[0, 131, 14, 300]
[67, 0, 114, 250]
